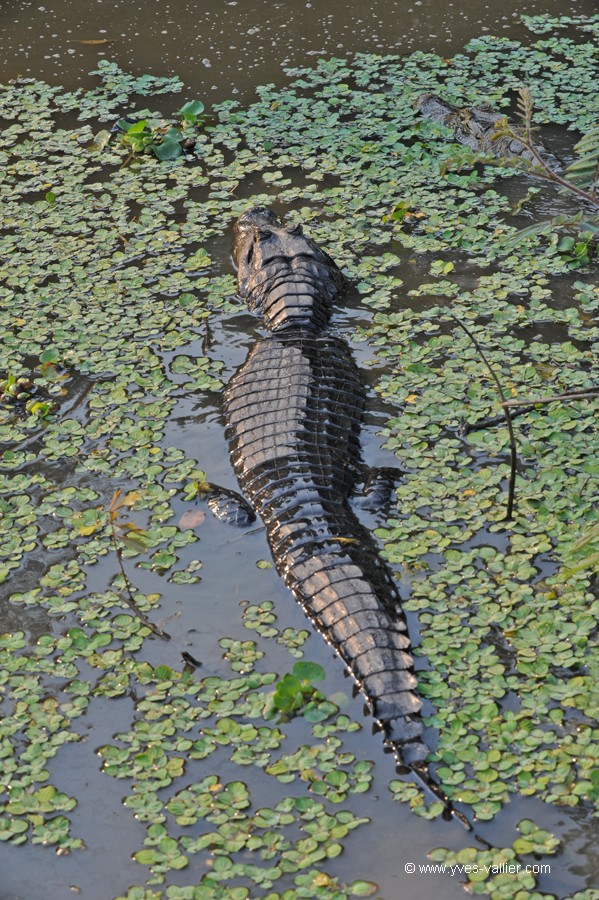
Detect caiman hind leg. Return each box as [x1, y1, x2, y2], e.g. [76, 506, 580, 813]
[188, 482, 256, 527]
[354, 465, 407, 514]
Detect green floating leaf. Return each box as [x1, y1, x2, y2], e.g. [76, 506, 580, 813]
[350, 881, 379, 897]
[39, 347, 60, 364]
[133, 848, 158, 865]
[153, 665, 173, 681]
[179, 99, 205, 117]
[153, 139, 183, 161]
[303, 701, 337, 723]
[293, 661, 325, 683]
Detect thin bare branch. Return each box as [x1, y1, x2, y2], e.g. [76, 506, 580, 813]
[502, 388, 598, 407]
[465, 386, 597, 432]
[447, 315, 517, 520]
[108, 510, 171, 640]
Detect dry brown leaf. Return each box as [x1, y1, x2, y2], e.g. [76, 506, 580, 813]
[179, 509, 206, 529]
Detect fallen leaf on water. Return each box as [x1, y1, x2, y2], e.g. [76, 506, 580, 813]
[75, 39, 116, 45]
[88, 130, 112, 152]
[179, 509, 206, 529]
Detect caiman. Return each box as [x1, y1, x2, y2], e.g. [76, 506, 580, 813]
[416, 92, 551, 163]
[221, 207, 460, 814]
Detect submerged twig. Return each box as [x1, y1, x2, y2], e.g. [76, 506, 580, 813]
[464, 406, 535, 434]
[201, 316, 213, 355]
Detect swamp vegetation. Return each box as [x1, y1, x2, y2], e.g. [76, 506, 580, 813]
[0, 13, 597, 900]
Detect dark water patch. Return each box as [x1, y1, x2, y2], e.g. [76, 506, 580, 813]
[0, 588, 54, 638]
[2, 0, 596, 104]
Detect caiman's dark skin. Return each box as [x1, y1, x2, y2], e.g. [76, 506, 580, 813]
[225, 207, 428, 767]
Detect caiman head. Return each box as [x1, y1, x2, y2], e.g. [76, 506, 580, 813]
[415, 92, 456, 123]
[232, 207, 345, 332]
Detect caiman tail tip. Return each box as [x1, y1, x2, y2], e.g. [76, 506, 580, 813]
[386, 727, 466, 825]
[403, 760, 474, 832]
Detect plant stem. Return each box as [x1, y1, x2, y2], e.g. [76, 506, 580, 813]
[510, 89, 598, 208]
[448, 315, 517, 520]
[524, 139, 598, 207]
[109, 519, 170, 640]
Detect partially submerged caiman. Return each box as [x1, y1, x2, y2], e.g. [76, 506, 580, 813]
[220, 207, 458, 811]
[416, 92, 549, 162]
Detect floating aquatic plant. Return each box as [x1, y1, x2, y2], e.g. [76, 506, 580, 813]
[264, 661, 339, 724]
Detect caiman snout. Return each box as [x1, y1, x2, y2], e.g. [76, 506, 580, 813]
[232, 207, 281, 269]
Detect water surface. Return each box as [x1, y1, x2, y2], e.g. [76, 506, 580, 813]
[2, 0, 596, 101]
